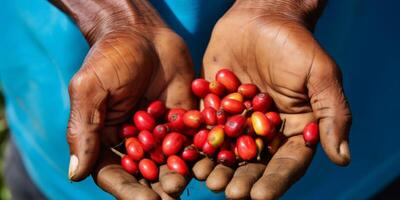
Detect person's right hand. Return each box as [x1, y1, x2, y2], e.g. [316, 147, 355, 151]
[59, 1, 196, 199]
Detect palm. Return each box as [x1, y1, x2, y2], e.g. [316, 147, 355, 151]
[68, 29, 195, 199]
[198, 6, 350, 200]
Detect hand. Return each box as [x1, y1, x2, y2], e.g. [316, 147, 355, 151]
[61, 1, 195, 199]
[195, 0, 352, 199]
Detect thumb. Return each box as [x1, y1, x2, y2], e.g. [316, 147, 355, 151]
[307, 52, 352, 166]
[67, 70, 107, 181]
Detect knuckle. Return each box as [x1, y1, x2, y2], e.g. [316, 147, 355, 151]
[69, 72, 88, 94]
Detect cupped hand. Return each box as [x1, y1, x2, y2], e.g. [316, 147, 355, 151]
[66, 10, 196, 200]
[195, 1, 352, 199]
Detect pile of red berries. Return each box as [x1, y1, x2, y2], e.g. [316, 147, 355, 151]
[113, 69, 319, 181]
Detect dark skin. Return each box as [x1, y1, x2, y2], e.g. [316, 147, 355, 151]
[56, 0, 351, 199]
[56, 0, 196, 199]
[196, 0, 351, 199]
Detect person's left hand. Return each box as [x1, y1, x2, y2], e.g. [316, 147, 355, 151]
[194, 1, 352, 199]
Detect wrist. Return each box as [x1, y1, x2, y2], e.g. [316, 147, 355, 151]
[52, 0, 165, 45]
[233, 0, 326, 29]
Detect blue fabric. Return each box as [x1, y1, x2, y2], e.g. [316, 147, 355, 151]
[0, 0, 399, 199]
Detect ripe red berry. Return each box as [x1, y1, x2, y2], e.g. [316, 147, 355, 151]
[236, 135, 257, 161]
[303, 122, 319, 147]
[252, 93, 273, 113]
[119, 124, 138, 138]
[138, 130, 156, 151]
[224, 115, 247, 137]
[150, 146, 165, 164]
[201, 107, 217, 125]
[216, 69, 240, 92]
[217, 150, 236, 167]
[238, 84, 259, 98]
[167, 155, 189, 176]
[121, 155, 138, 174]
[251, 111, 275, 140]
[183, 110, 203, 128]
[209, 81, 226, 96]
[216, 109, 227, 125]
[202, 141, 218, 156]
[133, 111, 156, 131]
[265, 112, 281, 126]
[221, 99, 245, 114]
[207, 125, 225, 148]
[153, 124, 168, 143]
[224, 92, 244, 102]
[204, 93, 221, 110]
[126, 138, 144, 161]
[181, 146, 200, 162]
[139, 159, 158, 181]
[147, 100, 166, 119]
[166, 108, 186, 131]
[125, 137, 136, 148]
[162, 132, 185, 156]
[191, 78, 210, 97]
[193, 129, 209, 149]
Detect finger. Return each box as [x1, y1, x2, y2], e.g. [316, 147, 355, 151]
[159, 165, 187, 196]
[67, 71, 107, 181]
[151, 182, 180, 200]
[206, 164, 234, 192]
[146, 38, 195, 109]
[280, 112, 315, 137]
[93, 150, 160, 200]
[251, 135, 314, 200]
[225, 163, 266, 200]
[152, 75, 196, 110]
[192, 157, 215, 180]
[307, 52, 352, 166]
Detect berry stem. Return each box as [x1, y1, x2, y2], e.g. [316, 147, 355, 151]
[110, 147, 124, 158]
[241, 108, 253, 117]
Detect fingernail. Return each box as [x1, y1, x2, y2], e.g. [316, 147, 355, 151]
[339, 141, 351, 165]
[68, 155, 79, 180]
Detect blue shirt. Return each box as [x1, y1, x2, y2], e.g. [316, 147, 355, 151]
[0, 0, 399, 199]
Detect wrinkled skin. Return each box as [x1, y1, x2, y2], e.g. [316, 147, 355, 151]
[63, 0, 352, 199]
[194, 1, 352, 199]
[65, 2, 197, 199]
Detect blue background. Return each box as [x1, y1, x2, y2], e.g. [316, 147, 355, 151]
[0, 0, 399, 199]
[288, 1, 400, 199]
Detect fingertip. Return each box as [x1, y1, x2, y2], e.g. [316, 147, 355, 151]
[337, 140, 351, 166]
[323, 139, 351, 166]
[225, 163, 266, 199]
[250, 177, 278, 200]
[192, 157, 215, 180]
[67, 125, 101, 181]
[225, 180, 250, 199]
[68, 155, 79, 181]
[159, 166, 187, 195]
[160, 173, 187, 195]
[206, 164, 234, 192]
